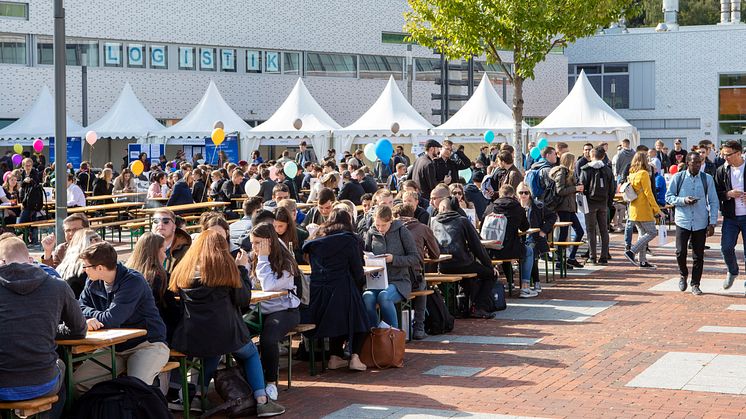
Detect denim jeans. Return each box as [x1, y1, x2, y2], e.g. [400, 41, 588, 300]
[721, 216, 746, 276]
[363, 284, 404, 328]
[558, 211, 583, 260]
[624, 218, 634, 248]
[521, 244, 534, 285]
[203, 341, 266, 400]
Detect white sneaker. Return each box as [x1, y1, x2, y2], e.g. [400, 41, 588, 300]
[519, 289, 539, 298]
[265, 383, 278, 401]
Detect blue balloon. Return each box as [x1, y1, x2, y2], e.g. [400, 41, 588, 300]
[537, 138, 548, 149]
[530, 147, 541, 159]
[375, 138, 394, 162]
[484, 130, 495, 144]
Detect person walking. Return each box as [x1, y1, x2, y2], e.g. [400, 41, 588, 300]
[665, 152, 718, 295]
[579, 146, 615, 264]
[624, 152, 664, 269]
[715, 140, 746, 293]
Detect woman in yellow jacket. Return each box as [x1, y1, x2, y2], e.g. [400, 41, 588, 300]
[624, 151, 665, 268]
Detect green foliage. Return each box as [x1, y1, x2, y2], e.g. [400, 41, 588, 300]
[627, 0, 721, 27]
[404, 0, 634, 81]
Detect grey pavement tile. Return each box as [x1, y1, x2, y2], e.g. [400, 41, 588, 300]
[650, 278, 745, 295]
[323, 404, 550, 419]
[424, 365, 485, 377]
[491, 299, 615, 322]
[698, 325, 746, 334]
[727, 304, 746, 311]
[323, 404, 403, 418]
[423, 335, 541, 346]
[682, 384, 743, 394]
[624, 352, 746, 394]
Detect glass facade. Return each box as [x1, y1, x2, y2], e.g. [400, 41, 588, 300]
[415, 58, 439, 81]
[0, 2, 27, 19]
[37, 36, 98, 66]
[0, 33, 25, 64]
[305, 52, 356, 78]
[283, 52, 300, 75]
[569, 63, 629, 109]
[359, 55, 403, 80]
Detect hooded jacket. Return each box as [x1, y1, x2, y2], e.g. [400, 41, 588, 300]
[171, 267, 252, 357]
[338, 179, 365, 205]
[549, 165, 577, 213]
[399, 217, 440, 262]
[491, 196, 530, 260]
[363, 220, 421, 298]
[166, 179, 193, 207]
[580, 160, 615, 207]
[0, 263, 86, 389]
[524, 199, 556, 255]
[614, 148, 636, 178]
[78, 264, 167, 352]
[464, 183, 490, 221]
[430, 210, 491, 269]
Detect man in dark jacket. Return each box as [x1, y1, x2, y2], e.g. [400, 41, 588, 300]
[219, 169, 246, 203]
[715, 140, 746, 292]
[580, 146, 615, 264]
[465, 171, 490, 221]
[191, 168, 207, 203]
[257, 168, 276, 203]
[0, 234, 86, 417]
[430, 197, 495, 318]
[339, 170, 365, 205]
[295, 141, 317, 166]
[435, 139, 471, 184]
[574, 143, 594, 180]
[76, 161, 93, 192]
[393, 145, 411, 167]
[358, 170, 378, 194]
[166, 174, 194, 206]
[75, 242, 169, 393]
[409, 139, 441, 201]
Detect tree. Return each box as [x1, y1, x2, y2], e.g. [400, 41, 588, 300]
[404, 0, 635, 163]
[627, 0, 720, 27]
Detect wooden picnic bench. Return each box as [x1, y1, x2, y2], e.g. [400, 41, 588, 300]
[0, 395, 58, 418]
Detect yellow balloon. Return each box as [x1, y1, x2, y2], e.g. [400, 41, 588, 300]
[130, 160, 144, 176]
[211, 128, 225, 146]
[13, 144, 22, 154]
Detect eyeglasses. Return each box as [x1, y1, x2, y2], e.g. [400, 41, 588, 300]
[82, 264, 98, 269]
[518, 191, 531, 195]
[724, 150, 739, 157]
[152, 218, 173, 225]
[452, 191, 463, 196]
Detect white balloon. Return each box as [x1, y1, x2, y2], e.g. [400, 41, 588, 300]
[363, 143, 377, 162]
[244, 178, 261, 196]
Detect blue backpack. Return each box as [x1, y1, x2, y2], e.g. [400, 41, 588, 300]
[525, 164, 558, 210]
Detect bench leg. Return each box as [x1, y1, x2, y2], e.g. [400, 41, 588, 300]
[179, 359, 191, 419]
[308, 337, 316, 376]
[286, 337, 292, 390]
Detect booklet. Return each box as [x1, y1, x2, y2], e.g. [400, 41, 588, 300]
[364, 254, 388, 290]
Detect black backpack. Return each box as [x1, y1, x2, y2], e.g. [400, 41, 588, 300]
[587, 166, 613, 202]
[73, 376, 171, 419]
[21, 182, 44, 212]
[424, 288, 455, 335]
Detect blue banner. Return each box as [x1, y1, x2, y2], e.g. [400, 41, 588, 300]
[48, 137, 83, 168]
[205, 135, 239, 166]
[127, 143, 164, 168]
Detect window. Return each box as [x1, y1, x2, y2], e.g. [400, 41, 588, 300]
[246, 50, 261, 73]
[474, 61, 513, 88]
[628, 119, 700, 130]
[305, 52, 356, 78]
[0, 118, 15, 129]
[719, 73, 746, 136]
[720, 74, 746, 87]
[0, 2, 27, 19]
[199, 47, 216, 71]
[569, 63, 629, 109]
[381, 32, 412, 44]
[265, 51, 280, 73]
[103, 42, 123, 67]
[603, 75, 629, 109]
[150, 45, 167, 69]
[178, 47, 195, 70]
[36, 36, 98, 66]
[127, 44, 145, 68]
[415, 58, 439, 81]
[220, 49, 236, 72]
[0, 33, 25, 64]
[283, 52, 300, 75]
[359, 55, 403, 80]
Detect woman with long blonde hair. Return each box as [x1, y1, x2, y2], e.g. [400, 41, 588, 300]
[56, 229, 102, 298]
[168, 230, 285, 416]
[549, 152, 585, 268]
[624, 151, 663, 269]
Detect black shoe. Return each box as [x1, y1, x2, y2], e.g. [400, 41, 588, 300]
[586, 258, 597, 266]
[597, 258, 608, 265]
[645, 246, 654, 256]
[679, 276, 687, 292]
[555, 262, 573, 270]
[691, 285, 703, 295]
[639, 261, 656, 269]
[624, 250, 636, 265]
[704, 245, 711, 250]
[566, 259, 584, 268]
[625, 244, 631, 252]
[580, 251, 589, 259]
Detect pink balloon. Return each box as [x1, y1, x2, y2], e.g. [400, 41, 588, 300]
[85, 130, 98, 146]
[32, 139, 44, 153]
[2, 171, 10, 183]
[269, 166, 278, 181]
[12, 154, 22, 166]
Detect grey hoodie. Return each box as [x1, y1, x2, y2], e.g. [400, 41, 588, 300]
[614, 148, 636, 178]
[0, 263, 86, 388]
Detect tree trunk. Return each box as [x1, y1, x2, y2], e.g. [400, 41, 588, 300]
[512, 75, 525, 170]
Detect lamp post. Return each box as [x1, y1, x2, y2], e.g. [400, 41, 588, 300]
[53, 0, 67, 244]
[81, 51, 88, 126]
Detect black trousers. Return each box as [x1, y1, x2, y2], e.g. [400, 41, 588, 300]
[675, 226, 706, 285]
[440, 261, 495, 312]
[259, 309, 299, 382]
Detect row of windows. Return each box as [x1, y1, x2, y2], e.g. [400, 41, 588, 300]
[627, 118, 701, 130]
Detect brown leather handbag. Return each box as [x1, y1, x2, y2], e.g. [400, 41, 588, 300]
[359, 327, 406, 368]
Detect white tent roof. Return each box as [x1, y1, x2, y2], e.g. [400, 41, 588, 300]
[0, 86, 84, 141]
[85, 83, 164, 139]
[249, 78, 341, 139]
[337, 76, 434, 137]
[155, 80, 253, 139]
[534, 70, 636, 139]
[432, 73, 528, 136]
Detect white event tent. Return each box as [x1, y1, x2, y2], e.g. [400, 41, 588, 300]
[431, 73, 528, 144]
[152, 80, 253, 145]
[335, 76, 434, 154]
[533, 70, 639, 145]
[85, 82, 164, 139]
[0, 86, 84, 142]
[245, 78, 341, 161]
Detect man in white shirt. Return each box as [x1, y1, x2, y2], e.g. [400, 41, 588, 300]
[66, 173, 86, 208]
[716, 140, 746, 294]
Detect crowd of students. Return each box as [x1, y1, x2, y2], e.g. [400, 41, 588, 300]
[0, 135, 740, 418]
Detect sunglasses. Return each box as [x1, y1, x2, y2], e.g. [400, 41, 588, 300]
[452, 191, 463, 196]
[518, 191, 531, 195]
[152, 218, 173, 225]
